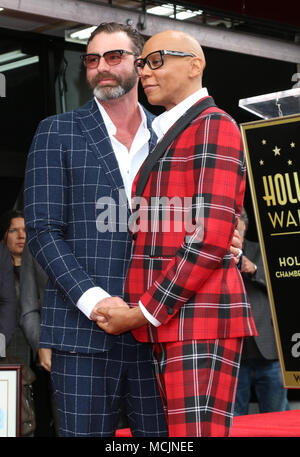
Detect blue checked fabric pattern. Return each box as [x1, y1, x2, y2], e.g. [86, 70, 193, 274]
[51, 334, 168, 437]
[24, 98, 157, 354]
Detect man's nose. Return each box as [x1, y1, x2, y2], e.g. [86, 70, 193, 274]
[140, 63, 152, 78]
[96, 56, 111, 71]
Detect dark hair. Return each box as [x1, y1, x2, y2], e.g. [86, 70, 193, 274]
[0, 209, 24, 241]
[87, 22, 145, 55]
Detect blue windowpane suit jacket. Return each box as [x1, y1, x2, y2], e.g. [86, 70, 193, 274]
[24, 98, 157, 354]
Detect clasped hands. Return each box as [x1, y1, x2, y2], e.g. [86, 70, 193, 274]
[91, 229, 242, 335]
[90, 297, 148, 335]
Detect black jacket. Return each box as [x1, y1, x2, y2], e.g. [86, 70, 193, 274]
[242, 238, 278, 360]
[0, 242, 18, 349]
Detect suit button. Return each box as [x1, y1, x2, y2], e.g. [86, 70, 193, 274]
[167, 308, 174, 315]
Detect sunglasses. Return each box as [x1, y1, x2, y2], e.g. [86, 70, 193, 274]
[80, 49, 136, 69]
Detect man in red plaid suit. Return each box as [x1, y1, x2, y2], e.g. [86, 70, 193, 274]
[97, 30, 257, 437]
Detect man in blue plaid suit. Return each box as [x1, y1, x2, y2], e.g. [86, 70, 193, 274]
[23, 23, 168, 437]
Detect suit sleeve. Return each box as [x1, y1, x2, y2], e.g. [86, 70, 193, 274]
[0, 244, 17, 345]
[19, 244, 42, 355]
[139, 113, 246, 325]
[253, 261, 267, 288]
[243, 241, 267, 289]
[24, 118, 97, 308]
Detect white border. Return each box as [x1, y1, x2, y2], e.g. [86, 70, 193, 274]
[0, 370, 18, 437]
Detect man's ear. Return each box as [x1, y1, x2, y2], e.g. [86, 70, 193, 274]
[189, 57, 204, 78]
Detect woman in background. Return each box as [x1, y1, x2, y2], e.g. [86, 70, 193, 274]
[0, 209, 36, 436]
[0, 209, 29, 365]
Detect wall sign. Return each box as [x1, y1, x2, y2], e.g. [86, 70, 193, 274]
[241, 114, 300, 388]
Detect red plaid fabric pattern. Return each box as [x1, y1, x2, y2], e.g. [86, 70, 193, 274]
[124, 101, 256, 342]
[152, 338, 243, 437]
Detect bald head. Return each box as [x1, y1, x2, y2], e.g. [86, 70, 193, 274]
[143, 30, 206, 70]
[139, 30, 206, 110]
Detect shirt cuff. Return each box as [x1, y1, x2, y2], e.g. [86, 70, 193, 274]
[139, 301, 161, 327]
[76, 287, 111, 319]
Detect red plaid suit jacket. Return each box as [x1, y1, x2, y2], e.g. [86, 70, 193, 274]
[124, 97, 257, 343]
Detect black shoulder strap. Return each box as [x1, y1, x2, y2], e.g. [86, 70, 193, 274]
[135, 96, 217, 198]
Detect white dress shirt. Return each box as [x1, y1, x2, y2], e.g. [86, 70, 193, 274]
[76, 98, 150, 319]
[152, 87, 208, 141]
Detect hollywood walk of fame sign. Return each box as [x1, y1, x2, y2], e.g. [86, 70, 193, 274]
[240, 113, 300, 388]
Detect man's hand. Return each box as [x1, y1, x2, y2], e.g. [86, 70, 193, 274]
[90, 296, 129, 322]
[96, 306, 148, 335]
[38, 348, 52, 372]
[230, 229, 243, 264]
[241, 255, 257, 275]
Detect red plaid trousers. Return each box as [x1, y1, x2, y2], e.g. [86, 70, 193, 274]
[152, 337, 243, 437]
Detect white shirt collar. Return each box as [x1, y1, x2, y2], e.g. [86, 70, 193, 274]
[152, 87, 209, 141]
[94, 96, 148, 136]
[93, 96, 150, 208]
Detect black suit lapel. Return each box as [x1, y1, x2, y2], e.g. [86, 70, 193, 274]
[135, 97, 216, 198]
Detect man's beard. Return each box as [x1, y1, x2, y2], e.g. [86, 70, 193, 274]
[89, 70, 137, 101]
